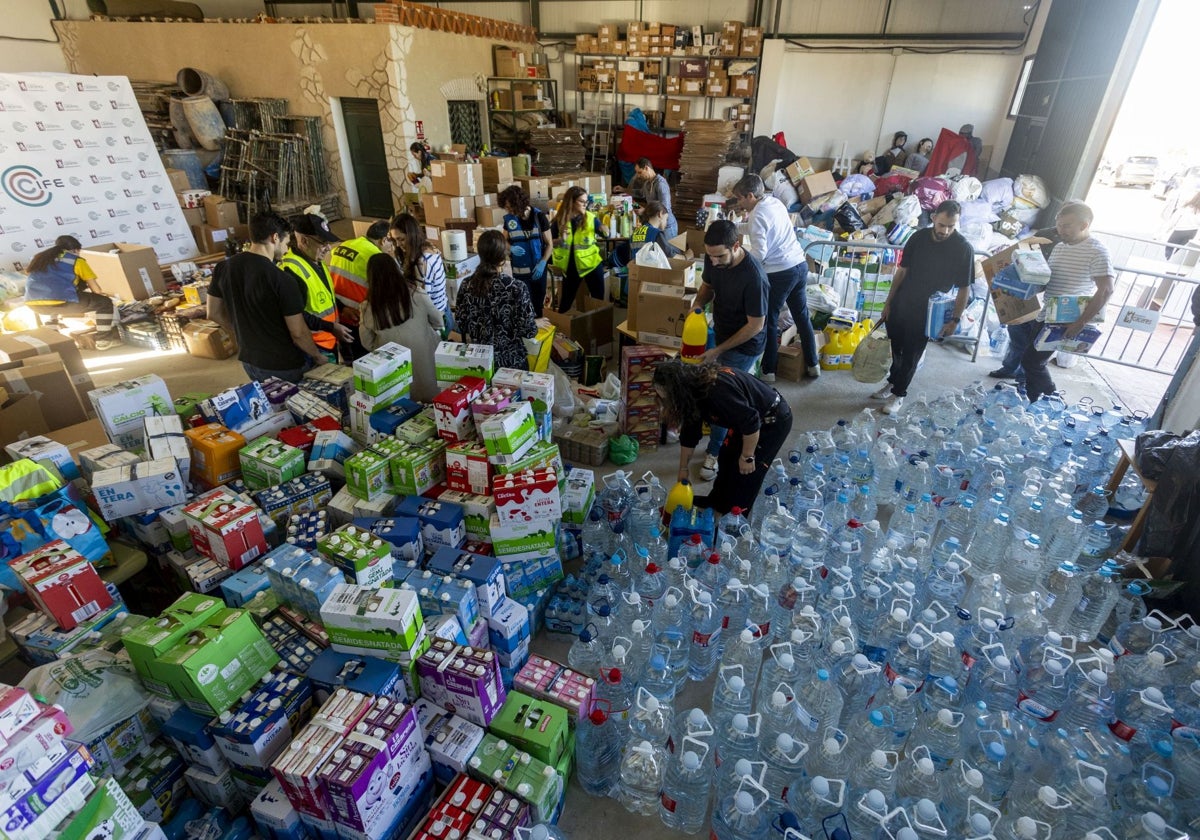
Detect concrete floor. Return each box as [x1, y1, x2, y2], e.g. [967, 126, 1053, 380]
[72, 332, 1121, 839]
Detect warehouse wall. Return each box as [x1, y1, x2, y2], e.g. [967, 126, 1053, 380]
[57, 21, 516, 215]
[754, 40, 1026, 176]
[1, 0, 68, 74]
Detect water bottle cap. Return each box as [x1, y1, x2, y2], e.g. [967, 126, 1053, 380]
[965, 767, 983, 787]
[1037, 786, 1058, 806]
[832, 640, 849, 655]
[907, 631, 923, 647]
[734, 791, 755, 814]
[937, 708, 954, 725]
[1044, 659, 1066, 676]
[1145, 616, 1164, 631]
[870, 749, 887, 767]
[741, 628, 755, 643]
[916, 757, 934, 775]
[531, 827, 549, 840]
[633, 620, 648, 634]
[817, 668, 830, 681]
[811, 776, 830, 796]
[946, 560, 960, 574]
[995, 654, 1011, 669]
[777, 732, 793, 751]
[650, 653, 666, 669]
[1087, 669, 1107, 686]
[866, 584, 881, 598]
[1083, 775, 1105, 797]
[892, 683, 909, 701]
[1143, 813, 1167, 834]
[698, 591, 712, 605]
[689, 534, 701, 544]
[1149, 650, 1166, 666]
[916, 798, 937, 819]
[1148, 775, 1170, 797]
[891, 607, 909, 622]
[1145, 686, 1165, 703]
[665, 593, 678, 608]
[869, 710, 884, 727]
[643, 694, 660, 712]
[897, 829, 919, 840]
[1016, 817, 1038, 838]
[823, 737, 840, 753]
[729, 676, 746, 693]
[852, 653, 869, 669]
[866, 789, 886, 810]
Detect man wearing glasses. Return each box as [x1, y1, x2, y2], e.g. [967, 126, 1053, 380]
[280, 213, 352, 363]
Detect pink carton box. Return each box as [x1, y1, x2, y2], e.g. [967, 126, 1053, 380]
[492, 468, 560, 524]
[433, 378, 487, 444]
[468, 386, 517, 420]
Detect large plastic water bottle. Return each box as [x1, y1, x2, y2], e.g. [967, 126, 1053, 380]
[582, 508, 612, 565]
[845, 788, 891, 840]
[886, 504, 923, 550]
[1044, 509, 1087, 568]
[688, 589, 722, 681]
[756, 644, 797, 711]
[596, 660, 634, 748]
[567, 624, 602, 676]
[515, 825, 568, 840]
[1077, 484, 1110, 524]
[1003, 535, 1046, 596]
[965, 512, 1013, 577]
[667, 707, 714, 757]
[788, 776, 847, 833]
[808, 728, 855, 781]
[1042, 561, 1084, 628]
[710, 777, 771, 840]
[633, 560, 666, 610]
[835, 654, 882, 727]
[1108, 686, 1174, 750]
[1076, 520, 1116, 572]
[713, 713, 761, 771]
[694, 550, 729, 597]
[716, 579, 752, 655]
[710, 665, 754, 732]
[575, 700, 624, 797]
[793, 668, 843, 748]
[885, 630, 931, 696]
[1015, 649, 1072, 727]
[628, 686, 672, 747]
[963, 644, 1019, 711]
[630, 471, 667, 540]
[760, 500, 797, 567]
[940, 762, 995, 837]
[616, 739, 665, 816]
[910, 707, 964, 771]
[640, 650, 677, 707]
[652, 588, 691, 689]
[966, 729, 1016, 805]
[849, 748, 899, 799]
[761, 731, 809, 808]
[658, 737, 711, 834]
[598, 470, 636, 526]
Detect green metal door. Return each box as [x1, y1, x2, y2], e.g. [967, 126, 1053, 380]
[341, 98, 393, 218]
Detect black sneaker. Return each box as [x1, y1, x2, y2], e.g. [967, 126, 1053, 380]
[987, 368, 1016, 379]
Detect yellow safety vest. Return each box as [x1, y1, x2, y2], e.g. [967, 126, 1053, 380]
[551, 211, 602, 274]
[280, 251, 338, 350]
[328, 237, 380, 324]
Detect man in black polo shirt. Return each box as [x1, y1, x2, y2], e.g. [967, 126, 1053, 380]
[684, 220, 768, 482]
[874, 199, 975, 414]
[206, 212, 328, 383]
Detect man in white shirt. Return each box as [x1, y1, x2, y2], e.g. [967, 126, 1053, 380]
[1015, 200, 1114, 402]
[732, 174, 820, 381]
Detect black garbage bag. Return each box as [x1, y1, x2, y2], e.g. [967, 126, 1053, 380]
[834, 202, 866, 232]
[1138, 430, 1200, 558]
[750, 135, 798, 175]
[1135, 429, 1186, 481]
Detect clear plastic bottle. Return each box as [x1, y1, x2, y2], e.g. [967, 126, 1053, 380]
[1015, 650, 1072, 727]
[710, 778, 771, 840]
[965, 512, 1013, 577]
[628, 687, 673, 748]
[788, 775, 847, 832]
[688, 589, 722, 681]
[598, 469, 636, 527]
[667, 707, 714, 757]
[761, 731, 809, 808]
[616, 739, 665, 816]
[713, 712, 761, 772]
[710, 664, 754, 733]
[1002, 535, 1046, 597]
[793, 668, 843, 748]
[575, 701, 624, 797]
[651, 588, 691, 689]
[567, 624, 602, 676]
[658, 737, 711, 834]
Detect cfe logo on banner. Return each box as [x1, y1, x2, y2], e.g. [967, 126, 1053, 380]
[0, 73, 198, 272]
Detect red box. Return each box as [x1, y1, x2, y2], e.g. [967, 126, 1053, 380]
[10, 540, 113, 630]
[276, 416, 341, 456]
[182, 488, 268, 570]
[493, 468, 560, 523]
[433, 377, 487, 443]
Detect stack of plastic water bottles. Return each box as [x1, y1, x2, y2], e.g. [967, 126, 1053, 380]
[570, 382, 1197, 839]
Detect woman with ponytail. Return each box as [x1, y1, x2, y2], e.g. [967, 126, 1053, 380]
[24, 235, 117, 349]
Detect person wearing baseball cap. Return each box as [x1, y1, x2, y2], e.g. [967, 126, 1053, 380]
[279, 211, 351, 363]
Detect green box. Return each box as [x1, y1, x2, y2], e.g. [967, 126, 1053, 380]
[55, 777, 146, 840]
[390, 439, 447, 496]
[435, 341, 494, 386]
[493, 439, 562, 477]
[317, 524, 394, 587]
[344, 449, 391, 501]
[489, 690, 571, 766]
[370, 437, 407, 495]
[470, 733, 517, 784]
[396, 410, 438, 445]
[319, 584, 424, 656]
[353, 343, 414, 397]
[121, 592, 225, 697]
[173, 392, 212, 421]
[478, 402, 537, 457]
[438, 489, 494, 539]
[488, 514, 558, 557]
[154, 608, 279, 716]
[239, 438, 306, 490]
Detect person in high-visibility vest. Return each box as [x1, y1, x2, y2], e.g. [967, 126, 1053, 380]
[328, 219, 390, 362]
[550, 186, 605, 313]
[279, 213, 350, 364]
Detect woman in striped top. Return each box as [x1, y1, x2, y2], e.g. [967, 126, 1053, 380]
[390, 213, 453, 335]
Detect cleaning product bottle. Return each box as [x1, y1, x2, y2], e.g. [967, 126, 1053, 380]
[666, 480, 695, 519]
[821, 329, 843, 371]
[681, 309, 709, 363]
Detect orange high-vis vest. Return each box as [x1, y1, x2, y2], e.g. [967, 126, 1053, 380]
[328, 236, 380, 325]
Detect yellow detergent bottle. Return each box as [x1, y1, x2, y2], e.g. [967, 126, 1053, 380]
[681, 309, 709, 363]
[821, 327, 842, 371]
[665, 479, 694, 517]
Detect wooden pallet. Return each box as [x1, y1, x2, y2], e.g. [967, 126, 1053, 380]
[373, 1, 535, 43]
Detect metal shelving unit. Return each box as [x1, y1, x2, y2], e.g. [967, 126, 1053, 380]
[486, 76, 559, 154]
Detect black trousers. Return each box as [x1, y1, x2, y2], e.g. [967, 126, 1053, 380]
[556, 262, 604, 313]
[339, 324, 368, 363]
[886, 309, 930, 397]
[696, 404, 793, 515]
[33, 291, 116, 334]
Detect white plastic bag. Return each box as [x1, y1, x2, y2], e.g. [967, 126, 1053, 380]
[634, 241, 671, 270]
[891, 195, 922, 228]
[806, 283, 841, 314]
[549, 362, 576, 419]
[21, 650, 151, 743]
[951, 175, 983, 202]
[599, 373, 622, 401]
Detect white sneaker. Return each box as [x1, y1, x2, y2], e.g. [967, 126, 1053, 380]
[699, 453, 719, 481]
[806, 365, 821, 379]
[870, 384, 894, 400]
[760, 372, 776, 383]
[881, 395, 905, 415]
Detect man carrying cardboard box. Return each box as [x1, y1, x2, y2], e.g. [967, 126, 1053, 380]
[22, 236, 118, 350]
[207, 212, 329, 383]
[683, 220, 768, 483]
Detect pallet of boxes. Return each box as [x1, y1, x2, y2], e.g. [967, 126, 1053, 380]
[0, 328, 596, 838]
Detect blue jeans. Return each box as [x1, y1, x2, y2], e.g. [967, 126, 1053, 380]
[762, 263, 817, 374]
[242, 359, 311, 384]
[706, 348, 762, 458]
[1000, 322, 1031, 377]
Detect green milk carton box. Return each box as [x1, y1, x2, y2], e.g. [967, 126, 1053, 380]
[121, 592, 224, 697]
[319, 584, 423, 658]
[353, 342, 414, 397]
[391, 439, 447, 496]
[437, 489, 494, 540]
[435, 341, 495, 387]
[344, 449, 391, 501]
[239, 438, 306, 491]
[369, 437, 407, 495]
[478, 402, 537, 458]
[489, 690, 571, 766]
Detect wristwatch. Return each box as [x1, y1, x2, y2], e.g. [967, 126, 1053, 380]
[741, 455, 756, 463]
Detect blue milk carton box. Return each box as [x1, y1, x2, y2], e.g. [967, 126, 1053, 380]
[354, 516, 423, 565]
[161, 707, 229, 776]
[395, 496, 467, 552]
[305, 648, 408, 704]
[251, 779, 307, 840]
[486, 597, 531, 655]
[427, 548, 507, 619]
[221, 562, 272, 608]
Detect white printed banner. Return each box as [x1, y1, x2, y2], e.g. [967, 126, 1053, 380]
[0, 72, 198, 272]
[1116, 304, 1161, 333]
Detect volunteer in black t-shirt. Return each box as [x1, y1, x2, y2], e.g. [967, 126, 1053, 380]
[207, 212, 328, 383]
[873, 200, 975, 414]
[655, 360, 793, 515]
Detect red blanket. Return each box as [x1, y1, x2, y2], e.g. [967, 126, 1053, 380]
[617, 125, 685, 171]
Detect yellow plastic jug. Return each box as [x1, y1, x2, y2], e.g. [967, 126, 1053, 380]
[681, 309, 709, 363]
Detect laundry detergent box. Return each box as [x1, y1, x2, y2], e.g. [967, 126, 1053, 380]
[353, 516, 423, 566]
[478, 402, 537, 460]
[239, 438, 306, 491]
[395, 496, 467, 551]
[436, 490, 495, 541]
[445, 440, 493, 496]
[305, 649, 408, 704]
[185, 423, 246, 487]
[435, 342, 494, 387]
[353, 342, 414, 397]
[154, 608, 280, 716]
[121, 592, 225, 696]
[88, 374, 174, 451]
[488, 690, 570, 766]
[493, 468, 560, 524]
[183, 488, 268, 570]
[433, 377, 487, 443]
[10, 540, 114, 631]
[320, 584, 424, 658]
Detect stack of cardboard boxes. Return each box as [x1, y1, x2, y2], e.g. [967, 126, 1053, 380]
[0, 328, 97, 440]
[623, 237, 698, 350]
[164, 169, 248, 256]
[576, 20, 762, 57]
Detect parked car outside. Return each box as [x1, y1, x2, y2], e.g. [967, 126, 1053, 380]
[1114, 155, 1160, 188]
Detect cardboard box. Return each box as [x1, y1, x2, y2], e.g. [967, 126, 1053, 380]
[92, 458, 187, 520]
[515, 177, 551, 202]
[681, 78, 705, 96]
[628, 287, 691, 339]
[182, 320, 237, 360]
[10, 540, 113, 631]
[166, 169, 191, 192]
[79, 242, 165, 301]
[730, 75, 756, 97]
[628, 256, 696, 289]
[798, 170, 838, 205]
[182, 206, 205, 228]
[0, 353, 87, 431]
[422, 194, 475, 229]
[430, 161, 484, 197]
[481, 157, 514, 190]
[193, 224, 240, 255]
[784, 156, 816, 186]
[202, 195, 240, 228]
[185, 423, 245, 487]
[706, 78, 729, 97]
[476, 205, 506, 227]
[494, 47, 528, 77]
[740, 26, 764, 56]
[545, 292, 614, 358]
[980, 238, 1050, 325]
[664, 99, 691, 130]
[88, 374, 173, 451]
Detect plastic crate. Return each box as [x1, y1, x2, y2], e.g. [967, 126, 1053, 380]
[118, 320, 170, 351]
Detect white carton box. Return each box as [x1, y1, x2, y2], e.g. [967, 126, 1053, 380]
[88, 375, 173, 451]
